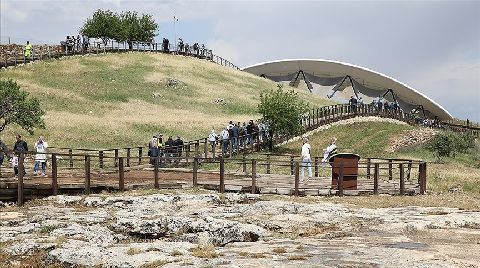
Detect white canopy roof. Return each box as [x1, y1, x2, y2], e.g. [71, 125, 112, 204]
[242, 59, 452, 120]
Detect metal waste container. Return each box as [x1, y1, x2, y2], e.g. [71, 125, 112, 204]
[329, 153, 360, 190]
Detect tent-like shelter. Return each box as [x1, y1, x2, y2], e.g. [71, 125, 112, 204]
[242, 59, 452, 120]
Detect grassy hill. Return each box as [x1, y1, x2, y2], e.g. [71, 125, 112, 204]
[0, 52, 335, 148]
[1, 51, 478, 197]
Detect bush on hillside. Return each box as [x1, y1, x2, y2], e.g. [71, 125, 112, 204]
[0, 80, 45, 134]
[427, 131, 475, 158]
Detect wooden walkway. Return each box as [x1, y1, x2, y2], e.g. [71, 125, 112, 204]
[0, 166, 419, 202]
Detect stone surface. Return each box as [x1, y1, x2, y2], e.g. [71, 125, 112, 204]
[1, 192, 479, 267]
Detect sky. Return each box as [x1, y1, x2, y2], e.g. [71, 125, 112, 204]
[1, 0, 479, 122]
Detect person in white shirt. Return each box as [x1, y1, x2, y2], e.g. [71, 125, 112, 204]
[301, 137, 312, 179]
[322, 137, 337, 167]
[208, 129, 218, 152]
[33, 136, 48, 176]
[220, 127, 230, 154]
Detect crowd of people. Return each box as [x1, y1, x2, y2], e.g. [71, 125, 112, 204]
[147, 134, 184, 165]
[207, 120, 270, 154]
[0, 135, 49, 178]
[60, 35, 89, 54]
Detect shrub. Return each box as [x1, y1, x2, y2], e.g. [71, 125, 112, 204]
[427, 131, 475, 158]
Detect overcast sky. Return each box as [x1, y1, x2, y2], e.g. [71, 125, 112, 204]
[1, 0, 479, 121]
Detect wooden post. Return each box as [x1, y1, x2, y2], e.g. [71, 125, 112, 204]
[154, 157, 159, 189]
[204, 138, 208, 158]
[119, 157, 124, 191]
[251, 159, 257, 194]
[68, 149, 73, 168]
[294, 162, 300, 196]
[399, 164, 405, 195]
[195, 141, 199, 157]
[419, 162, 427, 194]
[193, 157, 198, 186]
[366, 158, 371, 180]
[338, 163, 344, 197]
[388, 159, 393, 180]
[407, 160, 412, 181]
[186, 142, 191, 162]
[126, 148, 131, 167]
[99, 150, 104, 169]
[114, 149, 119, 167]
[50, 154, 58, 195]
[17, 154, 25, 206]
[314, 157, 319, 177]
[290, 155, 295, 175]
[266, 154, 271, 174]
[242, 155, 247, 173]
[138, 147, 142, 165]
[212, 142, 216, 159]
[219, 157, 225, 193]
[85, 155, 91, 195]
[374, 163, 379, 195]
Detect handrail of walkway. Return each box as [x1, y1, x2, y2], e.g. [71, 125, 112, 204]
[3, 149, 427, 206]
[0, 40, 240, 70]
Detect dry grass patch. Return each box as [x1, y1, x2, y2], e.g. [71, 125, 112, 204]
[189, 243, 218, 259]
[287, 254, 312, 260]
[238, 251, 268, 258]
[330, 193, 480, 211]
[126, 247, 143, 255]
[139, 259, 170, 268]
[272, 247, 287, 254]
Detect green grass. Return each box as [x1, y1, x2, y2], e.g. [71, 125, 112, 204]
[0, 52, 335, 148]
[278, 121, 415, 158]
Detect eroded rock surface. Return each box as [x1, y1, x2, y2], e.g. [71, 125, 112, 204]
[1, 192, 479, 267]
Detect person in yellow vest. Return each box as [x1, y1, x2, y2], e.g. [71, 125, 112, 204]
[24, 41, 33, 59]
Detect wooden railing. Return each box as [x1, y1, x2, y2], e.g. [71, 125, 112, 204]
[3, 150, 427, 206]
[0, 40, 240, 70]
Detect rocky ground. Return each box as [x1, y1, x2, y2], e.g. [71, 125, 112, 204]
[1, 190, 480, 267]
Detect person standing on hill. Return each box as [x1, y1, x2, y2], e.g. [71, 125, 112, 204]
[13, 134, 28, 178]
[33, 136, 48, 176]
[24, 41, 33, 59]
[301, 137, 312, 180]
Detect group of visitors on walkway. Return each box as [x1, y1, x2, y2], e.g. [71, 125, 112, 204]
[147, 134, 184, 165]
[0, 135, 49, 178]
[208, 120, 270, 155]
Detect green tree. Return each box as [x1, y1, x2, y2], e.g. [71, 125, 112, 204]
[118, 11, 158, 49]
[258, 84, 309, 149]
[0, 80, 45, 134]
[80, 9, 122, 46]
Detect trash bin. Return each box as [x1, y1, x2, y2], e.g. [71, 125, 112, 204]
[329, 153, 360, 190]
